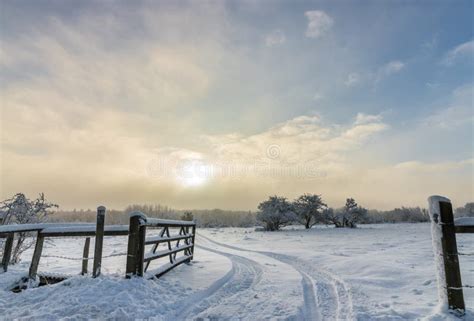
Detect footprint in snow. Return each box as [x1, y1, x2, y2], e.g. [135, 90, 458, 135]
[412, 289, 423, 295]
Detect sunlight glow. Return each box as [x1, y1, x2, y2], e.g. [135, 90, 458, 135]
[176, 160, 210, 187]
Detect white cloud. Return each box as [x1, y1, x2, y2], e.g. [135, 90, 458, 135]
[425, 82, 440, 89]
[346, 61, 404, 87]
[374, 60, 404, 84]
[304, 10, 333, 39]
[313, 92, 324, 101]
[394, 159, 474, 172]
[265, 29, 286, 47]
[443, 40, 474, 65]
[422, 84, 474, 129]
[380, 60, 404, 75]
[345, 73, 360, 87]
[201, 113, 388, 166]
[354, 113, 383, 125]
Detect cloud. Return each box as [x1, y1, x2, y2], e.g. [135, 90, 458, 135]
[313, 92, 324, 101]
[425, 82, 440, 89]
[394, 159, 474, 172]
[380, 60, 404, 75]
[374, 60, 404, 85]
[304, 10, 333, 39]
[345, 61, 404, 87]
[201, 113, 388, 167]
[354, 113, 383, 125]
[422, 84, 474, 129]
[345, 73, 360, 87]
[443, 39, 474, 66]
[264, 29, 286, 47]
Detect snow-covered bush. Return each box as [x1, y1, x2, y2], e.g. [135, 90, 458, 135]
[341, 198, 367, 228]
[322, 207, 344, 227]
[0, 193, 57, 263]
[454, 202, 474, 217]
[257, 196, 296, 231]
[181, 211, 194, 221]
[323, 198, 367, 228]
[364, 207, 428, 223]
[293, 194, 327, 229]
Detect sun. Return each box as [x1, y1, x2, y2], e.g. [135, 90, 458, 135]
[176, 160, 210, 187]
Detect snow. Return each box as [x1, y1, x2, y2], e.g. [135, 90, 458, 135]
[40, 225, 129, 234]
[1, 223, 472, 320]
[454, 217, 474, 227]
[145, 217, 196, 226]
[0, 223, 94, 234]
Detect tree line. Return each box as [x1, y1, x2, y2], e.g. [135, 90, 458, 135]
[256, 194, 368, 231]
[2, 193, 473, 231]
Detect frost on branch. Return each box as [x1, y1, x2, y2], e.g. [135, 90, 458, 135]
[257, 196, 296, 231]
[0, 193, 58, 263]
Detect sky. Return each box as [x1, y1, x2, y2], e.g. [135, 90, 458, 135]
[0, 0, 473, 211]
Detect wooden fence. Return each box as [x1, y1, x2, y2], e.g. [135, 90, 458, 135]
[428, 195, 474, 316]
[125, 212, 195, 278]
[0, 207, 196, 288]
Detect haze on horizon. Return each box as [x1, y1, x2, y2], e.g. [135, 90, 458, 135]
[1, 0, 473, 211]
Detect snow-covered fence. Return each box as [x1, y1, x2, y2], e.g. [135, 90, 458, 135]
[0, 207, 129, 282]
[126, 212, 196, 279]
[428, 195, 474, 316]
[1, 207, 196, 288]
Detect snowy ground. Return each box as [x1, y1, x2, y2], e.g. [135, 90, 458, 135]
[0, 223, 473, 320]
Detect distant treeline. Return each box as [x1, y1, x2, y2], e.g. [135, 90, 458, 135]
[49, 202, 473, 228]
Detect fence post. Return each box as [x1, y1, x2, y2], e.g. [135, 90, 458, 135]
[428, 196, 465, 315]
[191, 224, 196, 259]
[82, 237, 91, 275]
[126, 212, 146, 278]
[2, 233, 14, 272]
[29, 233, 44, 281]
[93, 206, 106, 278]
[137, 225, 146, 277]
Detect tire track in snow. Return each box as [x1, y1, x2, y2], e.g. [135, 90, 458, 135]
[199, 233, 354, 321]
[165, 239, 263, 321]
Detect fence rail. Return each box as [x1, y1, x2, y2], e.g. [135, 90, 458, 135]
[125, 212, 196, 279]
[428, 195, 473, 316]
[0, 207, 196, 289]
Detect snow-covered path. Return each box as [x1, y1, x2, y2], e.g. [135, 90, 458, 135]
[1, 223, 473, 320]
[168, 242, 265, 320]
[198, 233, 353, 321]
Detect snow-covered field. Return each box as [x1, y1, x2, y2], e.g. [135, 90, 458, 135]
[1, 223, 473, 320]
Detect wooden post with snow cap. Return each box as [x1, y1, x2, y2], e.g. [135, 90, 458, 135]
[428, 196, 465, 315]
[93, 206, 106, 278]
[126, 211, 147, 278]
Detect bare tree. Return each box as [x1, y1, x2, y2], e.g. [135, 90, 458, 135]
[257, 196, 296, 231]
[293, 194, 327, 229]
[0, 193, 57, 263]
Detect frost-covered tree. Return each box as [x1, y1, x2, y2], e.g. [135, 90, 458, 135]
[322, 198, 367, 228]
[322, 207, 344, 228]
[181, 211, 194, 221]
[455, 202, 474, 217]
[0, 193, 57, 263]
[293, 194, 327, 229]
[341, 198, 367, 228]
[257, 196, 296, 231]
